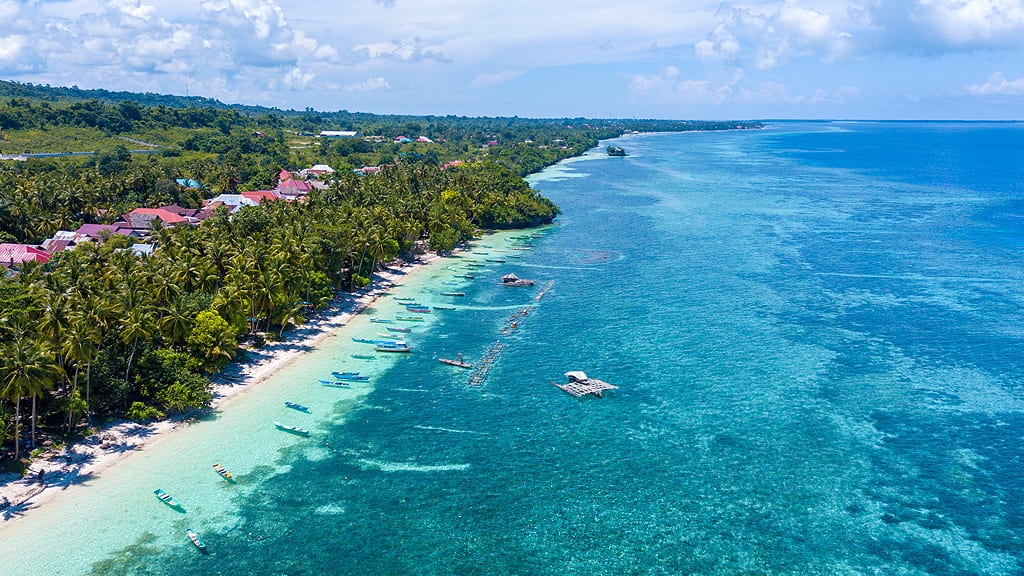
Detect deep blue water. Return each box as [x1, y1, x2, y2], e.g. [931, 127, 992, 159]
[92, 122, 1024, 575]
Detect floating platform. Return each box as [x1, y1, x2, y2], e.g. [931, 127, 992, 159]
[554, 371, 619, 397]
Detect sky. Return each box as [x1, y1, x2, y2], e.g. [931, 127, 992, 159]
[0, 0, 1022, 119]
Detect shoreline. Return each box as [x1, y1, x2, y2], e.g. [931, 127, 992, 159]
[0, 253, 442, 527]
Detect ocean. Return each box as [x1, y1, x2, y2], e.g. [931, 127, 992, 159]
[1, 121, 1023, 575]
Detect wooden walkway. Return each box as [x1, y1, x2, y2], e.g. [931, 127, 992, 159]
[468, 280, 555, 388]
[468, 341, 504, 386]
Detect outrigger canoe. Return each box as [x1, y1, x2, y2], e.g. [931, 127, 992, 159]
[212, 463, 233, 482]
[187, 529, 209, 554]
[375, 345, 412, 353]
[285, 401, 309, 411]
[369, 318, 393, 323]
[405, 307, 431, 313]
[395, 316, 425, 322]
[331, 371, 360, 377]
[154, 489, 184, 510]
[386, 326, 412, 332]
[318, 379, 351, 387]
[352, 354, 376, 359]
[439, 358, 473, 369]
[273, 421, 311, 436]
[439, 292, 465, 296]
[352, 337, 407, 345]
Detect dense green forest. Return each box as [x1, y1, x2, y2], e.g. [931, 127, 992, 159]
[0, 80, 761, 468]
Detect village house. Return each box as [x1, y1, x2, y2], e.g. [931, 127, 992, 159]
[0, 243, 51, 267]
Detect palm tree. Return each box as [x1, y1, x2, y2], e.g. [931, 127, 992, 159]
[0, 339, 56, 460]
[119, 306, 152, 384]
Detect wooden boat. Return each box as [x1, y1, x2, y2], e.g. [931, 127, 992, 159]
[473, 252, 489, 255]
[439, 358, 472, 369]
[187, 529, 208, 554]
[433, 306, 456, 310]
[375, 345, 412, 353]
[485, 259, 506, 263]
[333, 375, 370, 381]
[273, 421, 311, 435]
[285, 401, 310, 412]
[353, 337, 406, 345]
[438, 292, 465, 296]
[395, 316, 425, 322]
[399, 302, 423, 307]
[321, 381, 351, 388]
[386, 326, 412, 332]
[369, 318, 393, 323]
[331, 371, 360, 377]
[405, 307, 431, 313]
[352, 354, 376, 359]
[394, 297, 416, 301]
[154, 489, 184, 510]
[378, 332, 403, 339]
[212, 463, 234, 481]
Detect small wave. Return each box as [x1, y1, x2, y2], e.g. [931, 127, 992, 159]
[358, 459, 471, 472]
[315, 504, 346, 515]
[414, 425, 488, 435]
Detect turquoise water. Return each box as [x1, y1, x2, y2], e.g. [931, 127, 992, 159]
[3, 121, 1024, 575]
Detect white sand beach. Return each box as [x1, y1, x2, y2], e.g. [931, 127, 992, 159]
[0, 255, 439, 525]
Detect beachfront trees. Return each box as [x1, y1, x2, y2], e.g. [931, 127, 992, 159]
[0, 338, 56, 460]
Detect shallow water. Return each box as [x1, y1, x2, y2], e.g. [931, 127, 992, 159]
[2, 121, 1023, 575]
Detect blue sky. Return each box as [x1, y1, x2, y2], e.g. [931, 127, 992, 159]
[1, 0, 1022, 119]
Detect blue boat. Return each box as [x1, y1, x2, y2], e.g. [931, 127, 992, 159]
[369, 318, 393, 323]
[187, 529, 208, 554]
[386, 327, 412, 332]
[154, 489, 184, 510]
[331, 371, 360, 377]
[285, 401, 309, 411]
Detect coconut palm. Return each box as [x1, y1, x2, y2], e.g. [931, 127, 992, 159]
[0, 338, 56, 460]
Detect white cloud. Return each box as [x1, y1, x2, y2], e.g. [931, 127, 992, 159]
[470, 69, 525, 89]
[694, 2, 855, 69]
[966, 71, 1024, 95]
[0, 0, 20, 20]
[911, 0, 1024, 47]
[0, 35, 26, 62]
[343, 77, 391, 92]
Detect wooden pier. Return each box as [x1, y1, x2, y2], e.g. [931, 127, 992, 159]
[467, 281, 555, 388]
[468, 341, 504, 386]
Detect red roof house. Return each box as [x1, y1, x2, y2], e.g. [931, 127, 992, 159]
[0, 243, 51, 266]
[241, 190, 285, 204]
[124, 208, 187, 229]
